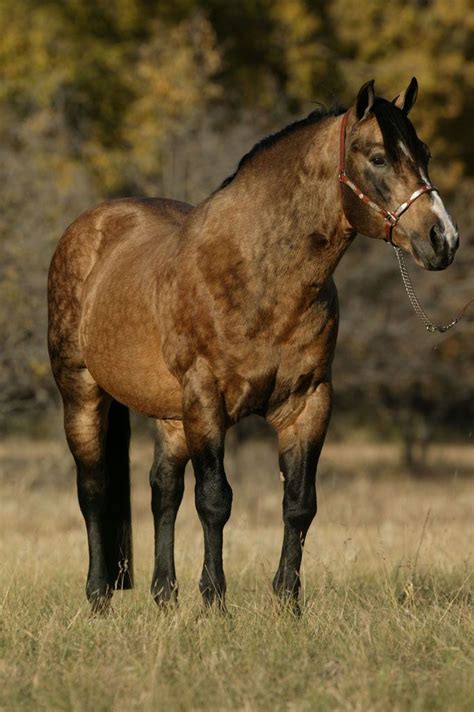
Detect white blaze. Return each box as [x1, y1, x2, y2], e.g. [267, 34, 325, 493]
[399, 136, 458, 249]
[419, 166, 458, 248]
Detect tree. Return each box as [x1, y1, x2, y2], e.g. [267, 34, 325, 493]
[329, 0, 474, 188]
[0, 0, 472, 448]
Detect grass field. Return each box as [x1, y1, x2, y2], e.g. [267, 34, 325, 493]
[1, 434, 473, 711]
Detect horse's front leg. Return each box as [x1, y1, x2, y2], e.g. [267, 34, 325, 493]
[273, 381, 333, 604]
[182, 361, 232, 607]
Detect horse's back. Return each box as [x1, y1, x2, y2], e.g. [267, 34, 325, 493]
[48, 197, 192, 414]
[53, 196, 192, 264]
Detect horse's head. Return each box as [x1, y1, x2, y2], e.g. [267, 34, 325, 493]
[340, 78, 458, 271]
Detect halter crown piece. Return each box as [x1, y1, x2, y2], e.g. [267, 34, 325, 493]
[338, 110, 438, 244]
[338, 110, 472, 333]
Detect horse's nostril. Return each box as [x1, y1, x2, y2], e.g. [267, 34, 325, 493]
[429, 223, 443, 249]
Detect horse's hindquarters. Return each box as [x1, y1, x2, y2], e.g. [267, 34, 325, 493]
[48, 197, 190, 420]
[80, 258, 184, 420]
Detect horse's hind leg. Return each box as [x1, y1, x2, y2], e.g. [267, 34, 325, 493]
[150, 420, 188, 605]
[61, 370, 133, 612]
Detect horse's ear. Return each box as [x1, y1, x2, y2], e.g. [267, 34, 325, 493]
[356, 79, 375, 120]
[392, 77, 418, 114]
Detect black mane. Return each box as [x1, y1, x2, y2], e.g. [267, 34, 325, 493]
[218, 97, 421, 191]
[219, 104, 346, 189]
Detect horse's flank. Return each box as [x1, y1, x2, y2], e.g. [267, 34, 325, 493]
[49, 113, 351, 430]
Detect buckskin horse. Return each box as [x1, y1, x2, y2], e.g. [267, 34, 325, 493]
[48, 79, 459, 612]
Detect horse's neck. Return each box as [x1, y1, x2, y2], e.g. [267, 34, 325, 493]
[200, 115, 354, 295]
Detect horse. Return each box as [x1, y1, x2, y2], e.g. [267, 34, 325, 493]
[48, 78, 459, 613]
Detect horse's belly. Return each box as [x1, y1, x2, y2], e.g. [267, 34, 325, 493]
[84, 336, 183, 419]
[80, 287, 183, 419]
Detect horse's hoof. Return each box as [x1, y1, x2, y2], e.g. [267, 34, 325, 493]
[89, 596, 112, 617]
[151, 581, 179, 608]
[194, 603, 231, 624]
[201, 591, 227, 612]
[152, 594, 178, 610]
[285, 598, 302, 618]
[274, 592, 302, 618]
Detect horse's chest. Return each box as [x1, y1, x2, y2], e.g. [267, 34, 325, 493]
[215, 315, 338, 423]
[164, 272, 339, 423]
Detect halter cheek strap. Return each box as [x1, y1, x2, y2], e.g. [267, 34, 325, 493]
[338, 111, 438, 243]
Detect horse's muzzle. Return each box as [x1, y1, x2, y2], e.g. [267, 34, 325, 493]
[414, 226, 459, 271]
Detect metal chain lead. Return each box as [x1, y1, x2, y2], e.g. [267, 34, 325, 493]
[393, 245, 469, 333]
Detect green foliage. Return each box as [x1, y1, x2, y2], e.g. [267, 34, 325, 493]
[0, 0, 472, 435]
[330, 0, 474, 187]
[0, 0, 222, 192]
[1, 0, 472, 191]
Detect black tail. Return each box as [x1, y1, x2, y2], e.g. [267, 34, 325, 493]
[104, 400, 133, 589]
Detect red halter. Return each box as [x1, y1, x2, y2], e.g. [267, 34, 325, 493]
[338, 111, 438, 243]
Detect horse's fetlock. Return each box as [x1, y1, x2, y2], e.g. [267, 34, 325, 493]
[273, 569, 300, 598]
[151, 576, 178, 606]
[199, 570, 226, 604]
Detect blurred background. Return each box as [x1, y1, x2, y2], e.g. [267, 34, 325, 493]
[0, 0, 472, 475]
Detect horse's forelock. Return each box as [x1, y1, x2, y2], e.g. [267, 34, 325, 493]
[372, 98, 419, 164]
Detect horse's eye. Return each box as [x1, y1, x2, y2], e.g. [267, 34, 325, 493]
[370, 155, 386, 167]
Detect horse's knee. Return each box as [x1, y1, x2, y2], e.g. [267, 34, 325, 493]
[195, 476, 233, 528]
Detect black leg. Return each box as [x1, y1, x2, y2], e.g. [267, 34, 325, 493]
[64, 392, 114, 612]
[193, 447, 232, 605]
[273, 382, 332, 604]
[272, 450, 318, 600]
[77, 461, 115, 611]
[182, 363, 232, 607]
[63, 384, 133, 613]
[150, 420, 188, 605]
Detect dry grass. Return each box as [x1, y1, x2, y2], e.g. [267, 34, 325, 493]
[0, 435, 473, 711]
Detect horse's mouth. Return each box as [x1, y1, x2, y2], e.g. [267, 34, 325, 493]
[411, 240, 455, 271]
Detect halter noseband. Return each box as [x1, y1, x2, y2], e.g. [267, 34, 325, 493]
[338, 111, 438, 244]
